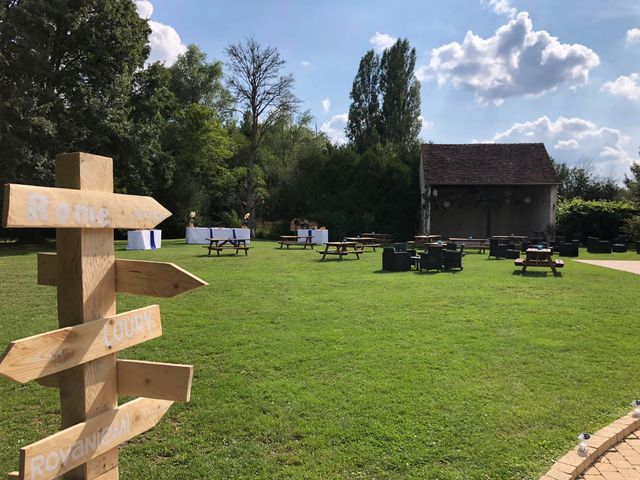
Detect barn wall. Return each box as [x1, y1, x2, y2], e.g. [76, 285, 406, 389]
[426, 185, 556, 238]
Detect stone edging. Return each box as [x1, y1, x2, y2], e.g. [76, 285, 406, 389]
[540, 411, 640, 480]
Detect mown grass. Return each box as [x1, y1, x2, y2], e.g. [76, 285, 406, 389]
[0, 240, 639, 479]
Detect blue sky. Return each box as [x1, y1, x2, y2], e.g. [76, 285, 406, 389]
[136, 0, 640, 180]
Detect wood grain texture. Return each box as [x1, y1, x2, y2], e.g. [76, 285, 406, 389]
[117, 360, 193, 402]
[0, 305, 162, 383]
[18, 397, 173, 480]
[55, 152, 119, 480]
[36, 360, 193, 403]
[2, 183, 170, 229]
[38, 253, 208, 298]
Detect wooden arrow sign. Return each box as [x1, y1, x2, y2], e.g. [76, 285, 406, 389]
[2, 183, 171, 229]
[37, 253, 208, 298]
[36, 360, 194, 402]
[19, 397, 173, 480]
[0, 305, 162, 383]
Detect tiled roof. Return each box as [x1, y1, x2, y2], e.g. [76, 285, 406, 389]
[421, 143, 559, 185]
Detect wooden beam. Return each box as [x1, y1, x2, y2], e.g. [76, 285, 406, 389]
[37, 253, 208, 298]
[2, 183, 171, 229]
[36, 360, 193, 403]
[18, 397, 173, 480]
[54, 152, 119, 480]
[0, 305, 162, 384]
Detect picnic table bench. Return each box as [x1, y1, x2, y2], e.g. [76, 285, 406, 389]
[449, 238, 487, 254]
[343, 236, 382, 251]
[515, 248, 564, 274]
[205, 238, 250, 256]
[278, 235, 314, 249]
[318, 241, 366, 261]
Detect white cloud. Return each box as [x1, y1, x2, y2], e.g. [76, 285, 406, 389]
[626, 28, 640, 44]
[420, 12, 600, 105]
[134, 0, 187, 66]
[369, 32, 397, 53]
[602, 73, 640, 100]
[135, 0, 153, 18]
[320, 113, 348, 145]
[301, 60, 311, 67]
[322, 97, 330, 113]
[491, 116, 632, 178]
[484, 0, 517, 18]
[418, 115, 434, 136]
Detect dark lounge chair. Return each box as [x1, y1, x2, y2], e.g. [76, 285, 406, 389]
[420, 246, 443, 272]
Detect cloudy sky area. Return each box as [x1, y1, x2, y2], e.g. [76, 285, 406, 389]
[136, 0, 640, 180]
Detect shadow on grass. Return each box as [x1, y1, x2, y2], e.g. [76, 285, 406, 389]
[512, 270, 562, 278]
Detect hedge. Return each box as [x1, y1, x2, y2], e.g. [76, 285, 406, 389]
[556, 198, 638, 241]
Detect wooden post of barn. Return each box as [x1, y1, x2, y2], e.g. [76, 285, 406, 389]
[55, 152, 119, 479]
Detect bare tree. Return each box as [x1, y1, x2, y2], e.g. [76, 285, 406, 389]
[225, 38, 298, 236]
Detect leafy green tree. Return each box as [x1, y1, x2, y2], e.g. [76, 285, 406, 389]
[379, 39, 422, 151]
[0, 0, 150, 189]
[225, 37, 298, 236]
[553, 159, 620, 201]
[624, 161, 640, 204]
[346, 50, 381, 153]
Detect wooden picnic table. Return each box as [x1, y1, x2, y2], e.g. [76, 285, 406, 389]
[449, 237, 488, 253]
[344, 236, 382, 251]
[515, 248, 564, 274]
[492, 235, 528, 241]
[414, 234, 442, 242]
[206, 237, 250, 256]
[360, 233, 394, 244]
[318, 241, 366, 261]
[278, 235, 314, 249]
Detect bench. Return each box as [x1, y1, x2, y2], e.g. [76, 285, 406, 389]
[317, 249, 366, 260]
[515, 258, 564, 270]
[204, 245, 251, 256]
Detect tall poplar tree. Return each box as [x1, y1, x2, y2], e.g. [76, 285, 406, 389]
[346, 50, 380, 153]
[379, 39, 422, 150]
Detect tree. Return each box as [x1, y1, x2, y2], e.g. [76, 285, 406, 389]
[624, 161, 640, 204]
[346, 50, 381, 153]
[0, 0, 150, 190]
[378, 39, 422, 150]
[225, 37, 298, 236]
[553, 159, 620, 201]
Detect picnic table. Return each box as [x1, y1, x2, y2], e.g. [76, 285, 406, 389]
[449, 237, 487, 253]
[344, 236, 382, 251]
[318, 241, 366, 261]
[361, 233, 394, 244]
[206, 237, 250, 256]
[492, 235, 528, 241]
[515, 248, 564, 274]
[278, 235, 314, 249]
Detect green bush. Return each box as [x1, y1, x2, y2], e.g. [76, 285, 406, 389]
[255, 220, 290, 240]
[556, 198, 638, 241]
[623, 215, 640, 243]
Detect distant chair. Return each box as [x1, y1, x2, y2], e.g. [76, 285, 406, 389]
[558, 243, 579, 257]
[505, 243, 520, 260]
[382, 246, 412, 272]
[394, 242, 407, 252]
[587, 236, 612, 254]
[443, 246, 463, 270]
[420, 246, 443, 272]
[489, 238, 508, 259]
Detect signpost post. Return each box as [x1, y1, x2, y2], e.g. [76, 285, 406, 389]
[1, 152, 207, 480]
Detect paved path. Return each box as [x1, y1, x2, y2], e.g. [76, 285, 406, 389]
[577, 428, 640, 479]
[575, 260, 640, 276]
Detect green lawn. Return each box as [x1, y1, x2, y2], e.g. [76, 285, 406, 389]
[0, 240, 639, 479]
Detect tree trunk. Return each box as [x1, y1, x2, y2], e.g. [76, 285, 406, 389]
[246, 122, 258, 238]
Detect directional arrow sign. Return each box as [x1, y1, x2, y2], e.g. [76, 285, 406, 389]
[19, 397, 173, 480]
[0, 305, 162, 384]
[36, 360, 194, 403]
[2, 183, 171, 229]
[37, 253, 208, 297]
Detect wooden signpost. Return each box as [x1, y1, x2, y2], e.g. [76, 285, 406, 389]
[1, 152, 207, 480]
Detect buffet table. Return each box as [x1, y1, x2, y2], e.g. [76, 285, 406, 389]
[186, 227, 250, 245]
[127, 230, 162, 250]
[297, 229, 328, 245]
